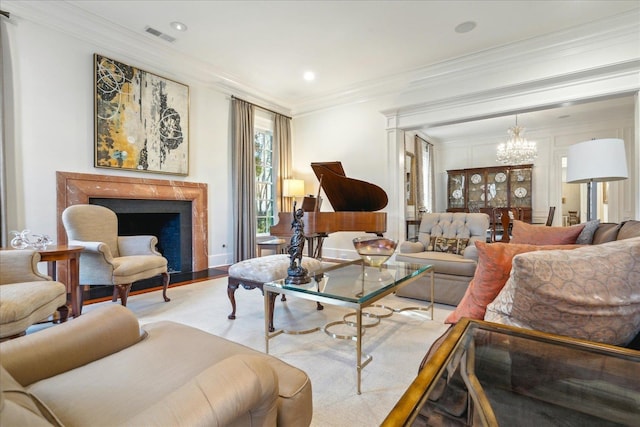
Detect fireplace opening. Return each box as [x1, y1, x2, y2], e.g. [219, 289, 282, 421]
[89, 198, 193, 274]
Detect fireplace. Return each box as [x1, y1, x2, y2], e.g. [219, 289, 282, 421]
[56, 172, 208, 275]
[89, 198, 193, 273]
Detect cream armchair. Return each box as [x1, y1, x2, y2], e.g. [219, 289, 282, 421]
[62, 204, 170, 312]
[0, 249, 68, 341]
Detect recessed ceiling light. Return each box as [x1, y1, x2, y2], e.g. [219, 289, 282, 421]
[303, 71, 315, 81]
[455, 21, 476, 34]
[170, 21, 187, 32]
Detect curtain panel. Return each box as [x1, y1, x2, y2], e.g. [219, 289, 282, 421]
[232, 99, 256, 262]
[275, 114, 293, 213]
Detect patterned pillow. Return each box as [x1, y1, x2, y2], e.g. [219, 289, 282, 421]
[485, 237, 640, 346]
[575, 219, 600, 244]
[445, 242, 581, 324]
[427, 237, 469, 255]
[511, 220, 585, 245]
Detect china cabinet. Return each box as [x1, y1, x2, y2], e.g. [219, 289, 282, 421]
[446, 164, 532, 222]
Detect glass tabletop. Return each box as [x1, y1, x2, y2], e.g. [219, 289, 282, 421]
[266, 259, 431, 304]
[383, 319, 640, 426]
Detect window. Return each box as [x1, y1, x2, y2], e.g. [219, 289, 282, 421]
[254, 110, 275, 234]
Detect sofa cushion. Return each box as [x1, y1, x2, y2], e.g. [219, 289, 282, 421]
[485, 237, 640, 346]
[396, 251, 477, 277]
[510, 220, 585, 245]
[591, 222, 622, 244]
[26, 319, 312, 427]
[445, 242, 581, 324]
[575, 219, 600, 244]
[617, 220, 640, 241]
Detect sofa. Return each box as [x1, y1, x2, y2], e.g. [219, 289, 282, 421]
[0, 249, 68, 341]
[396, 216, 640, 306]
[395, 212, 490, 305]
[0, 304, 312, 427]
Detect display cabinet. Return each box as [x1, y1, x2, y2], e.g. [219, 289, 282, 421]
[446, 164, 532, 222]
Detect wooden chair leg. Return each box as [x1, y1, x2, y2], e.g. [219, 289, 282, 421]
[57, 305, 70, 323]
[115, 284, 132, 306]
[161, 272, 171, 302]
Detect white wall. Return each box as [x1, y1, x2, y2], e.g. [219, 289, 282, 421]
[292, 100, 392, 260]
[4, 18, 234, 267]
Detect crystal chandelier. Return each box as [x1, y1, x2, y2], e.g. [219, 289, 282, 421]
[496, 116, 537, 165]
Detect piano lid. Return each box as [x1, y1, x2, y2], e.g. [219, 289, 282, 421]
[311, 161, 388, 212]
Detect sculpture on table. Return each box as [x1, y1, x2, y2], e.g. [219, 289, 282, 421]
[286, 201, 311, 284]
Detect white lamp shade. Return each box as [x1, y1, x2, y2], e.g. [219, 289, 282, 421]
[566, 138, 628, 183]
[283, 179, 305, 197]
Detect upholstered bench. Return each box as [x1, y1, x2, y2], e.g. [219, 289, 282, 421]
[228, 254, 323, 331]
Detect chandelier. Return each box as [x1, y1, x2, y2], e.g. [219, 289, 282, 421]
[496, 116, 537, 165]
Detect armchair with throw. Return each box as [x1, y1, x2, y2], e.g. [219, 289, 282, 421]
[62, 204, 170, 313]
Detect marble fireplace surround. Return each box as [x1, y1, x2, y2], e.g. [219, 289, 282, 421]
[56, 171, 208, 272]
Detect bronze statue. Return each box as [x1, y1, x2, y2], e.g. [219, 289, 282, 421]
[286, 201, 311, 284]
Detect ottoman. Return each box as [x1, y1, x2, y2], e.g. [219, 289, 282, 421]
[228, 254, 323, 331]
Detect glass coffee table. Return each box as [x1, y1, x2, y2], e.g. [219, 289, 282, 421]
[263, 259, 434, 394]
[383, 318, 640, 426]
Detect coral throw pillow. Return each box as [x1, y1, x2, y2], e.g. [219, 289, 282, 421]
[510, 220, 585, 245]
[445, 241, 581, 324]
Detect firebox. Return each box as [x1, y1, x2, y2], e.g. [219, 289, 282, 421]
[89, 198, 193, 274]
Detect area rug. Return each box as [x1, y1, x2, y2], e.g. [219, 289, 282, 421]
[52, 278, 454, 426]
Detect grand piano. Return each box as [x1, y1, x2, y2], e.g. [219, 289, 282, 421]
[269, 161, 388, 258]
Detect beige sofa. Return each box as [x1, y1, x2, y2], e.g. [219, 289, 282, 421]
[0, 305, 312, 427]
[395, 212, 490, 306]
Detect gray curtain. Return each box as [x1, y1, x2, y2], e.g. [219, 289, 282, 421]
[275, 114, 293, 213]
[232, 99, 256, 262]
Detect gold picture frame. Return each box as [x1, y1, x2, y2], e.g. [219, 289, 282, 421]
[94, 54, 189, 175]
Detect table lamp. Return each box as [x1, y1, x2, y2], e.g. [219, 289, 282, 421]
[566, 138, 628, 222]
[283, 179, 305, 204]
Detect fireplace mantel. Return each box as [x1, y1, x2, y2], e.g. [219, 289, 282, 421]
[56, 171, 208, 271]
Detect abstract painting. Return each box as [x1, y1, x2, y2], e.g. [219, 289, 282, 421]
[95, 54, 189, 175]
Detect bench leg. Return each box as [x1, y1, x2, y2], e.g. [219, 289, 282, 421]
[227, 283, 239, 320]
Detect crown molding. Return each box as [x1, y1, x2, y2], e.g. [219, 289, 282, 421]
[382, 59, 640, 130]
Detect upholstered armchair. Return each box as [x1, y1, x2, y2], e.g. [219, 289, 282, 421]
[62, 204, 170, 311]
[0, 249, 68, 341]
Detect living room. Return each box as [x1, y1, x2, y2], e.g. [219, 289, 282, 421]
[1, 1, 639, 425]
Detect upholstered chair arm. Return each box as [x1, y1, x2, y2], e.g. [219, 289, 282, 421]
[121, 355, 278, 427]
[0, 305, 143, 387]
[69, 240, 115, 263]
[0, 249, 49, 285]
[463, 244, 479, 261]
[399, 240, 425, 254]
[118, 235, 161, 256]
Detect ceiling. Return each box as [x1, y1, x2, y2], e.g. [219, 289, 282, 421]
[8, 1, 640, 139]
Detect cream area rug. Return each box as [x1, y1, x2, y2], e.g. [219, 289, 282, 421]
[51, 278, 454, 426]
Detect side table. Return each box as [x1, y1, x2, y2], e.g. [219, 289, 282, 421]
[37, 245, 84, 318]
[257, 238, 288, 257]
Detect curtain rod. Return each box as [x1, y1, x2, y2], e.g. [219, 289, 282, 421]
[231, 95, 292, 120]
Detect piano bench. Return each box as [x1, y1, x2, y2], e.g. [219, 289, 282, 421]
[227, 254, 323, 331]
